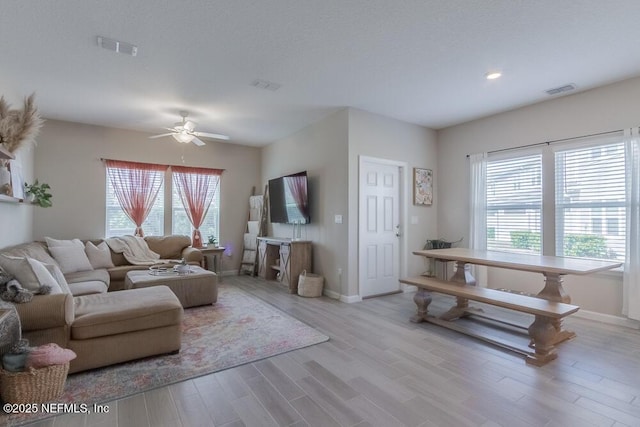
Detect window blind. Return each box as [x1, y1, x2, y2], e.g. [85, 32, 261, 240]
[486, 154, 542, 253]
[555, 142, 626, 262]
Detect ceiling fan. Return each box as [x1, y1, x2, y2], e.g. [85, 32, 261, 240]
[149, 111, 229, 146]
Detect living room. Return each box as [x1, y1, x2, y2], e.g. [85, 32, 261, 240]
[2, 1, 640, 426]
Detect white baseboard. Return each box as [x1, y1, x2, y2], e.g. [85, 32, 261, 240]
[573, 309, 640, 329]
[323, 288, 362, 303]
[340, 294, 363, 303]
[322, 288, 341, 300]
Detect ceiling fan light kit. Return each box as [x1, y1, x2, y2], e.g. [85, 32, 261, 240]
[150, 111, 229, 146]
[172, 132, 195, 143]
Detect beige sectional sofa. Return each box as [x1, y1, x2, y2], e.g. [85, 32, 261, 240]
[0, 235, 204, 373]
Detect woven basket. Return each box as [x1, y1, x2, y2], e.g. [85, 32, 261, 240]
[297, 270, 324, 298]
[0, 363, 69, 404]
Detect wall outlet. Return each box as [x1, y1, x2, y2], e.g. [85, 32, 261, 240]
[334, 215, 343, 224]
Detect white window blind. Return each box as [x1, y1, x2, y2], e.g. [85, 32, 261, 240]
[555, 142, 626, 262]
[171, 177, 221, 242]
[486, 154, 542, 254]
[105, 175, 164, 237]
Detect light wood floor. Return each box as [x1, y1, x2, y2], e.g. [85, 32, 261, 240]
[26, 275, 640, 427]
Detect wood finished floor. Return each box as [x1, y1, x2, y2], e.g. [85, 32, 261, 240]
[26, 275, 640, 427]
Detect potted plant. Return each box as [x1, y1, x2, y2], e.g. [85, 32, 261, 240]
[24, 180, 52, 207]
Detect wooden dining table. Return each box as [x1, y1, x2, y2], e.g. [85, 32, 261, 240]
[411, 248, 622, 344]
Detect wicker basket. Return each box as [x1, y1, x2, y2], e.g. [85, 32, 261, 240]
[0, 363, 69, 404]
[297, 270, 324, 298]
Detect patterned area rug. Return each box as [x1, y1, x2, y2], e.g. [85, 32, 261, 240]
[3, 285, 329, 426]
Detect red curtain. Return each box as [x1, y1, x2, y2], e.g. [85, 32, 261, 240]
[284, 173, 309, 222]
[172, 166, 223, 248]
[105, 160, 167, 237]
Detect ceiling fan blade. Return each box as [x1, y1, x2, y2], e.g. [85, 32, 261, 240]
[191, 137, 206, 146]
[193, 131, 230, 140]
[148, 133, 175, 139]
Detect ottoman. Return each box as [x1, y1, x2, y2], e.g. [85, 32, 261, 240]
[69, 285, 183, 373]
[124, 266, 218, 308]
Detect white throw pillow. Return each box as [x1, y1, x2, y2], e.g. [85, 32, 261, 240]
[26, 258, 63, 294]
[85, 241, 114, 269]
[0, 255, 64, 293]
[49, 246, 94, 274]
[43, 263, 72, 295]
[0, 255, 41, 291]
[45, 237, 84, 248]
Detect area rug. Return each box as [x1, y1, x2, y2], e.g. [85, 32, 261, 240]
[3, 285, 329, 426]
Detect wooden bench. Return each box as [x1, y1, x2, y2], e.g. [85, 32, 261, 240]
[400, 275, 580, 366]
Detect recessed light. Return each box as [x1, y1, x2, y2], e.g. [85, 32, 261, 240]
[486, 71, 502, 80]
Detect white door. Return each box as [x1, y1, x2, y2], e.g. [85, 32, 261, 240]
[359, 159, 401, 297]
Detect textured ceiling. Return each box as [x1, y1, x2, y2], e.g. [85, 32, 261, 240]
[2, 1, 640, 146]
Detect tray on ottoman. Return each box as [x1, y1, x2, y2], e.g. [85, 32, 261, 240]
[124, 266, 218, 308]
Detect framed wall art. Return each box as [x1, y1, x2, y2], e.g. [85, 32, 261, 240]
[413, 167, 433, 206]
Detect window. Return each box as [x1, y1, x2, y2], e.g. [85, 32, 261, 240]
[486, 154, 542, 254]
[171, 178, 220, 241]
[104, 161, 223, 240]
[104, 160, 167, 237]
[105, 172, 164, 237]
[483, 137, 627, 263]
[555, 142, 625, 261]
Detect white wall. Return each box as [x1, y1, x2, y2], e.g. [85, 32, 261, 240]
[261, 110, 350, 295]
[347, 109, 438, 297]
[261, 108, 438, 299]
[33, 119, 261, 273]
[0, 148, 34, 248]
[437, 76, 640, 318]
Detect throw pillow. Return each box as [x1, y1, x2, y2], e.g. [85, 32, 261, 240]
[0, 255, 40, 291]
[43, 263, 72, 295]
[45, 237, 84, 248]
[49, 246, 93, 274]
[85, 241, 115, 269]
[0, 255, 65, 293]
[25, 258, 63, 294]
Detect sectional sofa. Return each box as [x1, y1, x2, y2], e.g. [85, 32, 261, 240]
[0, 235, 203, 373]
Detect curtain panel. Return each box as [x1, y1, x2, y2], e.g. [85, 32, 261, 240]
[171, 166, 222, 248]
[623, 127, 640, 320]
[104, 160, 167, 237]
[468, 152, 488, 287]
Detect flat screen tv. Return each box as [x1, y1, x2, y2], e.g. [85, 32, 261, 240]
[268, 171, 310, 224]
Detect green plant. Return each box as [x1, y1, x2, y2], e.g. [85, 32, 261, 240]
[564, 234, 609, 259]
[24, 179, 52, 207]
[510, 230, 541, 252]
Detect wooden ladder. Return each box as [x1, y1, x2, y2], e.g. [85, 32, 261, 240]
[238, 185, 269, 275]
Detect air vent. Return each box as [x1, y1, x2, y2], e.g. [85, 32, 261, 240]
[545, 84, 576, 96]
[97, 36, 138, 56]
[250, 79, 282, 91]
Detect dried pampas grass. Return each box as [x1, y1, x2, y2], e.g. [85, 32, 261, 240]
[0, 93, 44, 153]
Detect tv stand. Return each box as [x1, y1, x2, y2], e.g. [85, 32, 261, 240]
[257, 237, 312, 294]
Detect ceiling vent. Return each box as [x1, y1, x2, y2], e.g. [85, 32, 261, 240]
[545, 84, 576, 96]
[250, 79, 281, 91]
[97, 36, 138, 56]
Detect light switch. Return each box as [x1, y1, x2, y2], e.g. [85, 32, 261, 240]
[411, 216, 419, 225]
[335, 215, 343, 224]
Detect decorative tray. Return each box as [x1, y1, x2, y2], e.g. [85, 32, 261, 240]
[148, 265, 193, 276]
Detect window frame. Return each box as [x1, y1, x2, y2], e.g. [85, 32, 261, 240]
[483, 133, 627, 264]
